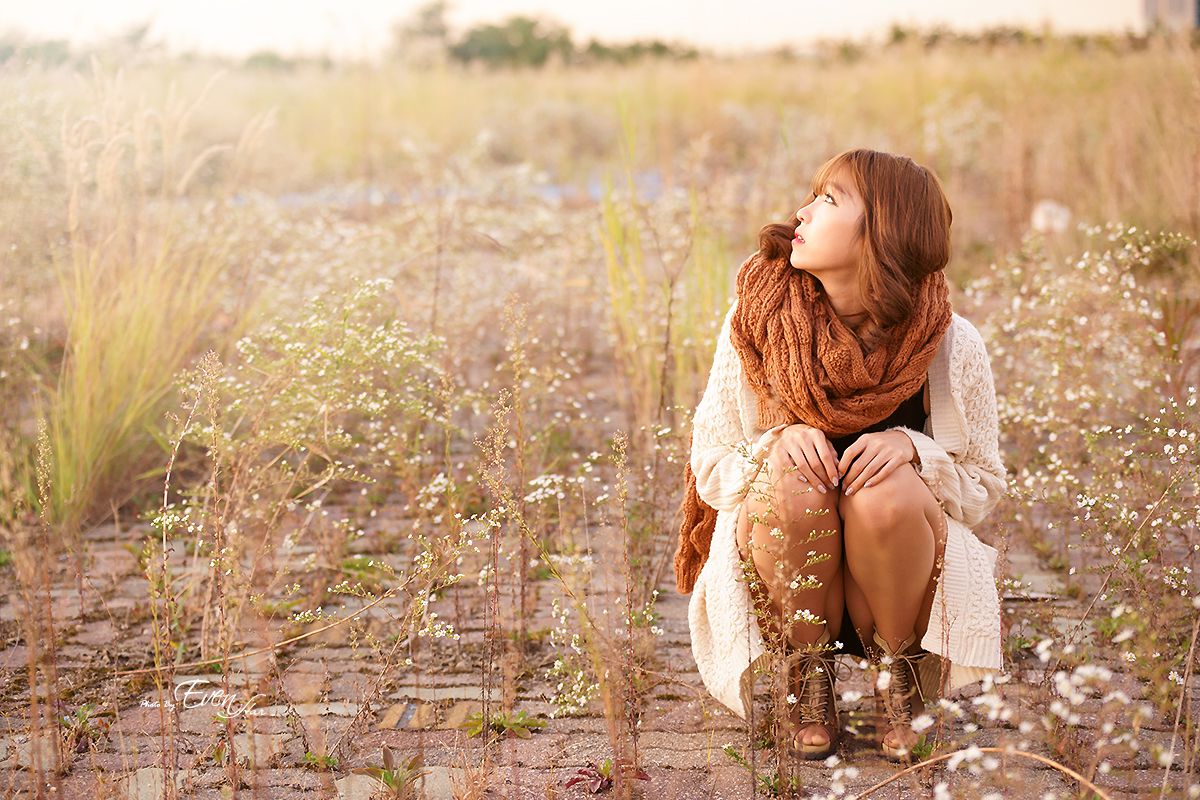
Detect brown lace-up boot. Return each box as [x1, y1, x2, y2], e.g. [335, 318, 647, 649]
[868, 629, 933, 761]
[780, 628, 846, 760]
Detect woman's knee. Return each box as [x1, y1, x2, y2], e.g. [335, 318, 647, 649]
[745, 446, 837, 525]
[839, 464, 931, 545]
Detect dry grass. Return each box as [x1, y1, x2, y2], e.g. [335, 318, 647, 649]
[0, 32, 1198, 799]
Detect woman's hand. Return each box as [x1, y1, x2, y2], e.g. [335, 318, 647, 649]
[768, 423, 841, 494]
[837, 430, 917, 495]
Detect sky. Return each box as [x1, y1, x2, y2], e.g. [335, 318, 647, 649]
[0, 1, 1147, 59]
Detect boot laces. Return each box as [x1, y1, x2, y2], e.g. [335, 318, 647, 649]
[785, 642, 852, 726]
[873, 641, 926, 725]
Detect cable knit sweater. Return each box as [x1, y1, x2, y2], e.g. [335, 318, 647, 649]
[686, 299, 1010, 721]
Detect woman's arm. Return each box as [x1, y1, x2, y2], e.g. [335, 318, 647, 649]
[887, 320, 1009, 528]
[690, 301, 789, 512]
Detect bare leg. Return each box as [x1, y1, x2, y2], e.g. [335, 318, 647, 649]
[839, 462, 946, 750]
[841, 562, 875, 654]
[735, 454, 844, 747]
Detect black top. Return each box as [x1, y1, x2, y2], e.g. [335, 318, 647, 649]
[827, 381, 929, 459]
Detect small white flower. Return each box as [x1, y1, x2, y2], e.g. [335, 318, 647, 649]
[911, 713, 935, 732]
[787, 693, 798, 705]
[1030, 199, 1071, 233]
[1111, 628, 1134, 644]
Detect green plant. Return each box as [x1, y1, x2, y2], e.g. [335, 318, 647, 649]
[910, 733, 934, 761]
[563, 756, 650, 794]
[351, 745, 427, 798]
[459, 708, 547, 739]
[1005, 633, 1037, 661]
[339, 554, 392, 593]
[250, 595, 303, 619]
[302, 750, 339, 771]
[59, 703, 113, 753]
[43, 67, 270, 533]
[721, 744, 800, 797]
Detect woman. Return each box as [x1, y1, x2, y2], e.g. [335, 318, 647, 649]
[674, 148, 1009, 762]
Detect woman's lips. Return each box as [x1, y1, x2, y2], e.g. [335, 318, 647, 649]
[793, 234, 805, 244]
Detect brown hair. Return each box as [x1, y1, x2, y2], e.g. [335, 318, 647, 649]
[757, 148, 954, 353]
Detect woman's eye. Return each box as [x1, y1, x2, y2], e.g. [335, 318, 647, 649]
[823, 192, 835, 204]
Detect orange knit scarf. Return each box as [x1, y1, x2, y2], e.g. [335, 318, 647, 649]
[673, 250, 953, 594]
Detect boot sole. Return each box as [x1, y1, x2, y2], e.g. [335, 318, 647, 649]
[789, 726, 839, 760]
[874, 694, 919, 761]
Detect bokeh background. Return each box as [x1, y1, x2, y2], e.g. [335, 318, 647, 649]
[1, 2, 1199, 798]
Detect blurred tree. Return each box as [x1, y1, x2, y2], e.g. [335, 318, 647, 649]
[888, 23, 911, 46]
[115, 21, 153, 50]
[391, 0, 452, 67]
[581, 38, 699, 65]
[448, 15, 573, 68]
[244, 50, 294, 70]
[9, 38, 72, 67]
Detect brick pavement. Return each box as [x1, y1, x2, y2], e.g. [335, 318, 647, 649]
[0, 504, 1196, 799]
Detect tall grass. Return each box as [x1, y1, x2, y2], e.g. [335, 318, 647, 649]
[3, 33, 1200, 799]
[5, 40, 1192, 241]
[39, 62, 271, 542]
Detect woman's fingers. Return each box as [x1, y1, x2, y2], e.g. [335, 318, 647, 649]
[798, 429, 840, 489]
[774, 425, 842, 494]
[816, 441, 841, 488]
[843, 452, 892, 494]
[788, 442, 832, 493]
[840, 449, 872, 490]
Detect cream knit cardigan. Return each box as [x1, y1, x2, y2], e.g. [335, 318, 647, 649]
[686, 299, 1010, 721]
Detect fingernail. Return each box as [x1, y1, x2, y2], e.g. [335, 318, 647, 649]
[845, 487, 854, 495]
[818, 485, 826, 493]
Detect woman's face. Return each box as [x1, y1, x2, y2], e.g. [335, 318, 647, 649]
[789, 173, 866, 277]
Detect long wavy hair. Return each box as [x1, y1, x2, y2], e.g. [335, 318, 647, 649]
[757, 148, 954, 354]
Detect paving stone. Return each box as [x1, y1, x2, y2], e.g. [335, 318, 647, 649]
[389, 684, 498, 702]
[373, 701, 409, 731]
[231, 731, 289, 769]
[0, 645, 30, 670]
[420, 765, 467, 799]
[244, 766, 332, 789]
[334, 771, 384, 799]
[78, 749, 173, 772]
[0, 496, 1184, 798]
[70, 618, 121, 647]
[329, 671, 375, 698]
[374, 700, 439, 730]
[118, 766, 196, 800]
[85, 545, 138, 580]
[282, 669, 329, 703]
[407, 703, 441, 730]
[250, 701, 360, 718]
[439, 700, 483, 731]
[0, 732, 63, 771]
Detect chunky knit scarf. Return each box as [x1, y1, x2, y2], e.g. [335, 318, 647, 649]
[674, 250, 953, 594]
